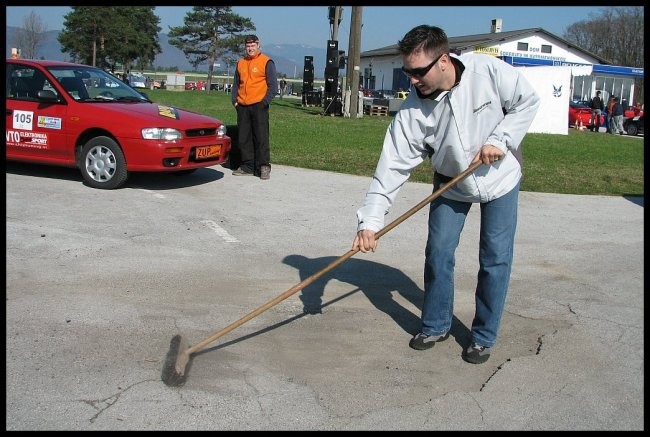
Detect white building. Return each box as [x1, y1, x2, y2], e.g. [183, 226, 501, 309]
[359, 19, 643, 107]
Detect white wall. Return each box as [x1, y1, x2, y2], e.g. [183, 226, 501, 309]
[517, 66, 572, 135]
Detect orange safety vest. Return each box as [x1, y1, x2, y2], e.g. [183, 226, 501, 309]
[235, 52, 271, 105]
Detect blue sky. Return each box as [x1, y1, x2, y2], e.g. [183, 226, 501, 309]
[6, 6, 604, 52]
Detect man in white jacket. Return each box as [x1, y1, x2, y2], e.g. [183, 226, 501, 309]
[352, 25, 540, 364]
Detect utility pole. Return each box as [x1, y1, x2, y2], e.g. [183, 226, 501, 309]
[347, 6, 363, 118]
[330, 6, 342, 41]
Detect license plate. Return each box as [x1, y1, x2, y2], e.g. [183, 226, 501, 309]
[195, 145, 221, 159]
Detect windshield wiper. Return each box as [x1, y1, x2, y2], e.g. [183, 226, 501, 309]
[115, 95, 150, 102]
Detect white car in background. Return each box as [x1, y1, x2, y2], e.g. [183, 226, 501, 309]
[127, 73, 147, 88]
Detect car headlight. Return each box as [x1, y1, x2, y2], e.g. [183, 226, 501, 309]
[217, 124, 227, 137]
[141, 128, 182, 140]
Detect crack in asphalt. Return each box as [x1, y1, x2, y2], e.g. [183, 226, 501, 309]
[78, 379, 157, 423]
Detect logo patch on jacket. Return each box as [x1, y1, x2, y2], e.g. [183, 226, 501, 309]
[473, 101, 491, 114]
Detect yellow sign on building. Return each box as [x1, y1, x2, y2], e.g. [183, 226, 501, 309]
[473, 46, 499, 56]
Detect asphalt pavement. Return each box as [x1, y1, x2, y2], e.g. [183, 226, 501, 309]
[5, 161, 644, 430]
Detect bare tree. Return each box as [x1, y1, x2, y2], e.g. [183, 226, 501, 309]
[13, 10, 48, 59]
[564, 6, 644, 104]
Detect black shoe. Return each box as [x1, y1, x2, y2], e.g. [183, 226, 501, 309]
[462, 343, 491, 364]
[409, 332, 449, 350]
[260, 165, 271, 180]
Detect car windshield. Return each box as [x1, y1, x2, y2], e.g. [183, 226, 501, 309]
[47, 66, 150, 103]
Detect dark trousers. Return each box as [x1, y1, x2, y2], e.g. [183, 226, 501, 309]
[235, 102, 270, 175]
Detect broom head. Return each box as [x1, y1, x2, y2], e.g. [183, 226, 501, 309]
[161, 334, 191, 387]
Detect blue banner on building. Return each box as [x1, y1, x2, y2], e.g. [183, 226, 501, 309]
[500, 56, 643, 78]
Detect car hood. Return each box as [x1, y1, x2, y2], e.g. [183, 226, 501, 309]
[89, 101, 223, 127]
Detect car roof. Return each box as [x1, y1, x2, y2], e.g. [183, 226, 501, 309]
[7, 58, 91, 69]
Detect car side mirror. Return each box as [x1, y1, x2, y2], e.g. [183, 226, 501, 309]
[37, 89, 60, 102]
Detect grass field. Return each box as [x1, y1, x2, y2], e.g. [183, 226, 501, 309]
[145, 88, 644, 197]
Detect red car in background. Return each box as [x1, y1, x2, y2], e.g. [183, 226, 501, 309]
[569, 101, 604, 128]
[185, 81, 207, 91]
[6, 58, 231, 189]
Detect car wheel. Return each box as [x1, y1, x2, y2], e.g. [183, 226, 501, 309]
[80, 136, 128, 189]
[626, 123, 638, 136]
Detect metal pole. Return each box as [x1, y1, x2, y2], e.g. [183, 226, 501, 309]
[347, 6, 363, 118]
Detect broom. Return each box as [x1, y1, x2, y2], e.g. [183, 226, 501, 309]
[162, 160, 482, 387]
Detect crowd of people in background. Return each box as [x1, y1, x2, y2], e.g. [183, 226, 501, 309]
[585, 90, 643, 134]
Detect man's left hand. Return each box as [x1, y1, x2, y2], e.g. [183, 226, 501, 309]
[474, 144, 504, 165]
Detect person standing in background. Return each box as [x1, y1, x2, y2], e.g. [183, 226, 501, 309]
[589, 90, 604, 132]
[231, 34, 277, 180]
[606, 95, 616, 134]
[279, 77, 287, 99]
[611, 96, 626, 135]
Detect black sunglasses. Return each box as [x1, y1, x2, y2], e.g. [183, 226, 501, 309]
[401, 52, 445, 78]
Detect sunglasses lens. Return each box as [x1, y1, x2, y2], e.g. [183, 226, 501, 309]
[402, 53, 444, 78]
[403, 67, 425, 78]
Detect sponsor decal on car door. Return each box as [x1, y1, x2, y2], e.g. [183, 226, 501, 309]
[6, 99, 70, 162]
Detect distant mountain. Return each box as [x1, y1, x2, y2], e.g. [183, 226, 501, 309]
[6, 26, 328, 78]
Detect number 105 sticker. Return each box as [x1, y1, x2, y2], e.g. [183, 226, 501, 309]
[13, 110, 34, 130]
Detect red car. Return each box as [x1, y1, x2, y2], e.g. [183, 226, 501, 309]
[569, 101, 604, 129]
[6, 59, 231, 189]
[185, 81, 207, 91]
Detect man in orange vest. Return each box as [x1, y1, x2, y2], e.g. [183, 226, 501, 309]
[231, 34, 277, 180]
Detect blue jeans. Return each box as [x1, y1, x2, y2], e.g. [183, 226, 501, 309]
[421, 182, 519, 348]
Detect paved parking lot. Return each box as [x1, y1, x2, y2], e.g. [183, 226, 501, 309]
[6, 162, 644, 430]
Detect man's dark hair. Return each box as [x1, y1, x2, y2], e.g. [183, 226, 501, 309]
[398, 25, 449, 58]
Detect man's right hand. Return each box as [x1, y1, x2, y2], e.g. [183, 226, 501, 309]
[353, 229, 378, 253]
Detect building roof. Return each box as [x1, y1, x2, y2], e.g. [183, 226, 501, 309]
[361, 27, 611, 65]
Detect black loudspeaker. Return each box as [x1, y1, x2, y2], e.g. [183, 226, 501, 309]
[302, 90, 322, 106]
[324, 66, 338, 78]
[323, 94, 342, 116]
[338, 50, 346, 69]
[326, 40, 339, 69]
[303, 56, 314, 86]
[324, 74, 337, 94]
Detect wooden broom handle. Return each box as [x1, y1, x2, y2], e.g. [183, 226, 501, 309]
[187, 161, 483, 355]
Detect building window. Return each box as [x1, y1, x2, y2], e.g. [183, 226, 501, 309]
[517, 42, 528, 51]
[541, 44, 552, 53]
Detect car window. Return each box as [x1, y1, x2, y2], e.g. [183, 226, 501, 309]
[7, 64, 56, 101]
[59, 76, 90, 100]
[47, 66, 148, 102]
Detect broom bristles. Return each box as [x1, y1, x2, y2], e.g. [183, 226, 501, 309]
[161, 334, 190, 387]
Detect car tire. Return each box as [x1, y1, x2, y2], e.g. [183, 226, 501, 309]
[626, 123, 638, 136]
[79, 136, 128, 189]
